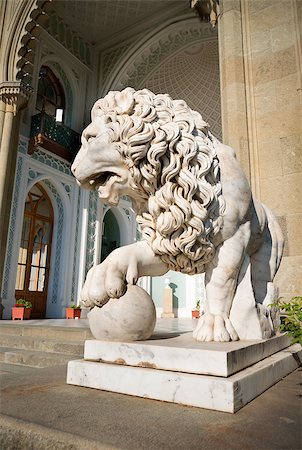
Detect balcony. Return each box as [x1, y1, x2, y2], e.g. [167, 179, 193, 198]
[29, 112, 80, 162]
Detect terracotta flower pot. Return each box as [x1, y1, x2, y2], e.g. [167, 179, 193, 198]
[191, 310, 200, 319]
[12, 307, 31, 320]
[66, 308, 81, 319]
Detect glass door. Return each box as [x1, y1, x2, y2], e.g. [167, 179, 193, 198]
[15, 183, 53, 319]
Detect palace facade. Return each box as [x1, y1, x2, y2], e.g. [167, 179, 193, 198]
[0, 0, 301, 319]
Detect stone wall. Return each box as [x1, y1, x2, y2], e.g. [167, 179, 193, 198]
[219, 0, 302, 298]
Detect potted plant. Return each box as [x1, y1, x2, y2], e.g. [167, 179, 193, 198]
[273, 296, 302, 345]
[66, 303, 82, 319]
[192, 299, 200, 319]
[12, 299, 32, 320]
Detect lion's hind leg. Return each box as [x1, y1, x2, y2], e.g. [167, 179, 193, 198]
[249, 205, 284, 337]
[193, 222, 252, 342]
[251, 204, 284, 307]
[193, 314, 215, 342]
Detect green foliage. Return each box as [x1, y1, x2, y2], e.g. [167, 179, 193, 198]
[15, 299, 32, 309]
[276, 296, 302, 345]
[69, 303, 81, 309]
[195, 299, 200, 311]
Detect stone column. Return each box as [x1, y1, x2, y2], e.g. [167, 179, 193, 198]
[0, 98, 6, 144]
[0, 82, 31, 301]
[219, 0, 302, 298]
[218, 0, 251, 181]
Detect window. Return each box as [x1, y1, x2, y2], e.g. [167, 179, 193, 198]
[36, 66, 65, 122]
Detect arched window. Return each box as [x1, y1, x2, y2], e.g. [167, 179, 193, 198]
[36, 65, 65, 122]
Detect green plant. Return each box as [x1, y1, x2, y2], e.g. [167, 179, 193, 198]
[194, 299, 200, 311]
[69, 303, 81, 309]
[15, 299, 32, 309]
[274, 296, 302, 345]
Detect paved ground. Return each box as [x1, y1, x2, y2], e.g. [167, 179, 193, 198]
[0, 360, 301, 450]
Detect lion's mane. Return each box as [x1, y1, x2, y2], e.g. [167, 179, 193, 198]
[92, 88, 225, 275]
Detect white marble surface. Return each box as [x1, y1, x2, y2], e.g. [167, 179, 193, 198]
[0, 317, 193, 331]
[88, 285, 156, 341]
[84, 333, 291, 377]
[0, 319, 90, 328]
[72, 87, 284, 343]
[67, 344, 301, 413]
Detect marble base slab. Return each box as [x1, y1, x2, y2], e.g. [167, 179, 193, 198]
[67, 344, 301, 413]
[83, 333, 291, 377]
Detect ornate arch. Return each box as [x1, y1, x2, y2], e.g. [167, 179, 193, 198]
[1, 147, 72, 314]
[102, 17, 221, 138]
[102, 17, 217, 94]
[1, 0, 53, 85]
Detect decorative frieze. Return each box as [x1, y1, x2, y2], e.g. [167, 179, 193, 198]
[46, 13, 92, 67]
[85, 191, 99, 275]
[1, 155, 24, 299]
[44, 179, 64, 304]
[30, 148, 72, 176]
[71, 189, 82, 302]
[119, 25, 217, 89]
[102, 41, 133, 85]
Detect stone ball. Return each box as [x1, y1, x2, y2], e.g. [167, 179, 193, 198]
[87, 285, 156, 341]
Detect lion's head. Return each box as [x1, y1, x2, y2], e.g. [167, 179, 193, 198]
[72, 87, 225, 275]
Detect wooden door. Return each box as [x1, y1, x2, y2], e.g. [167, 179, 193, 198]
[15, 183, 53, 319]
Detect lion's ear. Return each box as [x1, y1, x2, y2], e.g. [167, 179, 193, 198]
[115, 89, 135, 114]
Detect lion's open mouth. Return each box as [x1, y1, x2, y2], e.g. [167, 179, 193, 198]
[88, 171, 117, 188]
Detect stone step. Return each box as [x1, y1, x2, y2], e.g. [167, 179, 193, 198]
[0, 321, 92, 368]
[0, 414, 109, 450]
[0, 322, 93, 342]
[0, 334, 84, 356]
[0, 346, 80, 368]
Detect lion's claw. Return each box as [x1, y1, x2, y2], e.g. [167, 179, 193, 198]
[106, 283, 127, 299]
[193, 313, 238, 342]
[193, 314, 214, 341]
[80, 247, 138, 307]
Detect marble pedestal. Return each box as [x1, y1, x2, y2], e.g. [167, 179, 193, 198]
[67, 332, 301, 413]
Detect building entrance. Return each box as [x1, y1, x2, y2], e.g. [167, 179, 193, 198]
[15, 183, 53, 318]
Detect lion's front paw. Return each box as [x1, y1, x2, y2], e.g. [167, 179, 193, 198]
[193, 313, 238, 342]
[81, 261, 127, 308]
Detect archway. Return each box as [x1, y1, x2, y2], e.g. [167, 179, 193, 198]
[15, 182, 54, 319]
[101, 209, 120, 262]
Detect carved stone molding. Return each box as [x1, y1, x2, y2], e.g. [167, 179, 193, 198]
[0, 81, 32, 114]
[1, 0, 53, 86]
[16, 1, 53, 84]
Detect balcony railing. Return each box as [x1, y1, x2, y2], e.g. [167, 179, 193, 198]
[29, 112, 80, 162]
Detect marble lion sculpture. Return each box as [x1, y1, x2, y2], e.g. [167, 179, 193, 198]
[72, 87, 284, 342]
